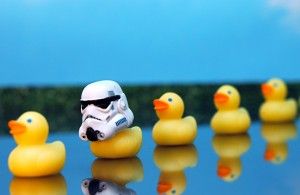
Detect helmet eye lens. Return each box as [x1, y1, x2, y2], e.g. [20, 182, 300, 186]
[81, 102, 89, 110]
[94, 99, 111, 109]
[81, 95, 121, 110]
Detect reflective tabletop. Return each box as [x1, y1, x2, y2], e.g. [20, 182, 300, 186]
[0, 120, 299, 195]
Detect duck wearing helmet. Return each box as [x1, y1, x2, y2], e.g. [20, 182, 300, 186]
[79, 80, 134, 141]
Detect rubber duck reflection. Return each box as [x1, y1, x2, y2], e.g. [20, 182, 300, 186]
[10, 174, 66, 195]
[212, 134, 251, 182]
[81, 157, 143, 195]
[153, 145, 198, 195]
[261, 123, 297, 165]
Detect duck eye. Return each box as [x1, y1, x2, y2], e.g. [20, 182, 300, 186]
[273, 83, 278, 87]
[27, 118, 32, 123]
[172, 190, 176, 194]
[227, 90, 231, 95]
[231, 174, 235, 178]
[83, 181, 89, 186]
[168, 98, 173, 102]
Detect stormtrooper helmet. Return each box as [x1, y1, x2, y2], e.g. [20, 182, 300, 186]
[79, 80, 134, 141]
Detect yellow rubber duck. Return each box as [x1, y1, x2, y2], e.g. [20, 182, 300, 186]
[10, 174, 66, 195]
[154, 145, 198, 194]
[212, 134, 251, 182]
[90, 126, 142, 158]
[211, 85, 251, 134]
[152, 92, 197, 145]
[261, 123, 297, 165]
[81, 157, 143, 194]
[259, 78, 297, 122]
[8, 111, 66, 177]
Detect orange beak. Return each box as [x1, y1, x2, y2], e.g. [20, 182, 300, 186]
[264, 149, 275, 161]
[8, 120, 26, 135]
[217, 165, 231, 178]
[214, 93, 229, 105]
[153, 99, 169, 111]
[261, 84, 273, 96]
[157, 181, 172, 193]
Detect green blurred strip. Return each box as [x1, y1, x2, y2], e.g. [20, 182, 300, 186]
[0, 83, 299, 134]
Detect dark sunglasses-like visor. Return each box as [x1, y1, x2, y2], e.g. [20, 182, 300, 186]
[81, 95, 121, 110]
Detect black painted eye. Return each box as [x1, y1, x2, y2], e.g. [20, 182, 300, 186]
[168, 98, 173, 102]
[27, 118, 32, 123]
[227, 90, 231, 95]
[231, 174, 235, 178]
[172, 189, 176, 194]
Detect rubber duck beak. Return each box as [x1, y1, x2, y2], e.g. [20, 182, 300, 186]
[8, 120, 26, 135]
[217, 165, 231, 178]
[264, 149, 275, 161]
[153, 99, 169, 111]
[214, 93, 229, 105]
[261, 84, 273, 96]
[157, 181, 172, 193]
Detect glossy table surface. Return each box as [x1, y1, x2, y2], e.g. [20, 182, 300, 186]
[0, 120, 299, 195]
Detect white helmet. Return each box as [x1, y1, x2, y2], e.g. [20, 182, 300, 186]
[79, 80, 134, 141]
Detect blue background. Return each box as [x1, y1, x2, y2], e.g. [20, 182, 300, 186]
[0, 0, 300, 86]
